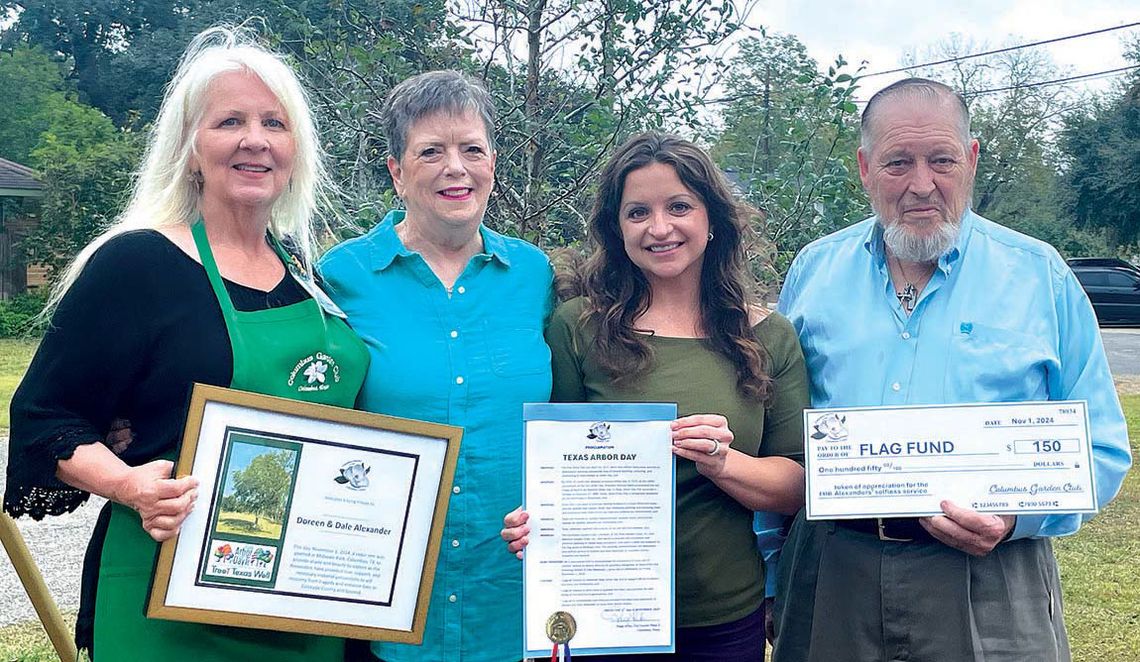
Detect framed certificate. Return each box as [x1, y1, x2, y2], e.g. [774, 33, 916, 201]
[522, 403, 677, 658]
[804, 400, 1097, 519]
[146, 383, 462, 642]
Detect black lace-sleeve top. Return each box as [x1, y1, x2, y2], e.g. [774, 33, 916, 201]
[4, 230, 308, 520]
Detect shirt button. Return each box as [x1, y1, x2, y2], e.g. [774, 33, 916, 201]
[456, 286, 466, 294]
[450, 330, 459, 338]
[901, 332, 911, 339]
[453, 485, 461, 494]
[451, 539, 460, 548]
[891, 382, 901, 391]
[448, 594, 457, 603]
[455, 376, 464, 385]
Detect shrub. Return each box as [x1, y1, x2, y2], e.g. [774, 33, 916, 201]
[0, 292, 48, 337]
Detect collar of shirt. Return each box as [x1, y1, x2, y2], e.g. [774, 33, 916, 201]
[368, 209, 513, 271]
[862, 209, 977, 276]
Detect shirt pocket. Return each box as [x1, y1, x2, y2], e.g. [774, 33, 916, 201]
[944, 322, 1050, 401]
[485, 322, 552, 378]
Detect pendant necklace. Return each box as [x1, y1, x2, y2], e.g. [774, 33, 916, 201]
[893, 256, 931, 314]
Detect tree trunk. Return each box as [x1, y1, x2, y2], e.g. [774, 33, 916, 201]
[523, 0, 548, 240]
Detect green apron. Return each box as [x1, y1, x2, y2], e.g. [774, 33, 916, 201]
[93, 222, 368, 661]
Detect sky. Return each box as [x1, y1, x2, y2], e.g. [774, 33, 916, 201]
[744, 0, 1140, 101]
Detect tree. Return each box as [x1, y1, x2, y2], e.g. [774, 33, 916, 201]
[0, 46, 69, 163]
[1, 0, 179, 124]
[451, 0, 752, 243]
[1060, 38, 1140, 246]
[231, 450, 295, 527]
[712, 31, 864, 279]
[903, 35, 1096, 251]
[273, 0, 463, 231]
[0, 41, 142, 278]
[26, 128, 142, 276]
[0, 0, 319, 125]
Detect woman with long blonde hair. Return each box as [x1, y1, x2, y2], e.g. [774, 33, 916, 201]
[4, 25, 367, 660]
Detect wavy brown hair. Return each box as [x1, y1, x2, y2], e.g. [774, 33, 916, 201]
[580, 131, 773, 402]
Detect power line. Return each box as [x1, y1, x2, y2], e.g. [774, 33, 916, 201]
[851, 64, 1140, 104]
[862, 21, 1140, 78]
[961, 64, 1140, 97]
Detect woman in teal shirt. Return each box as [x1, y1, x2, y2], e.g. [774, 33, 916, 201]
[319, 70, 553, 662]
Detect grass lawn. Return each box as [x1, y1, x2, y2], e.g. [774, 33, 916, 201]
[0, 338, 38, 431]
[216, 510, 284, 539]
[0, 612, 86, 662]
[0, 337, 1137, 659]
[1053, 393, 1140, 660]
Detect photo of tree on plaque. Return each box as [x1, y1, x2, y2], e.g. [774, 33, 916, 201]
[217, 445, 295, 539]
[197, 431, 303, 589]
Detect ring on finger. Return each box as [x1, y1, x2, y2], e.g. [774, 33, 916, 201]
[706, 440, 721, 456]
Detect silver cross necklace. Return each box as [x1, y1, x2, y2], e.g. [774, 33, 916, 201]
[892, 256, 934, 315]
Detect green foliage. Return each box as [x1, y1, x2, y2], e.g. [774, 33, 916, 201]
[220, 493, 240, 512]
[24, 130, 142, 278]
[0, 292, 48, 337]
[1060, 47, 1140, 245]
[1, 0, 163, 124]
[275, 0, 461, 232]
[7, 2, 1135, 274]
[231, 450, 296, 524]
[462, 0, 748, 244]
[0, 37, 143, 284]
[712, 31, 866, 281]
[0, 46, 72, 164]
[903, 35, 1121, 258]
[1, 0, 267, 125]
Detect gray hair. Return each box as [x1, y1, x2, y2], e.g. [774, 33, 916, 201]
[383, 70, 496, 161]
[860, 77, 971, 152]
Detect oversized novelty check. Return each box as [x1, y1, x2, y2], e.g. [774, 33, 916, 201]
[804, 401, 1098, 520]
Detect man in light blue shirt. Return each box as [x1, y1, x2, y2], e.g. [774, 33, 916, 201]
[772, 78, 1131, 662]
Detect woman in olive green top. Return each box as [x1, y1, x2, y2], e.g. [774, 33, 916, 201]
[503, 132, 807, 660]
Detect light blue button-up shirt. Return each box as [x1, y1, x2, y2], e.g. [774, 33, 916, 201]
[778, 211, 1131, 539]
[320, 210, 554, 662]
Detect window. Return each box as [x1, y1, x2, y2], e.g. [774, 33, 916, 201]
[1075, 270, 1108, 287]
[1104, 271, 1139, 288]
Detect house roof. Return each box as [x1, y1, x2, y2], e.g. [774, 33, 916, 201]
[0, 157, 45, 196]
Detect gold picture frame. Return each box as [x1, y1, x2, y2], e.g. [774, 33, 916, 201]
[147, 383, 462, 643]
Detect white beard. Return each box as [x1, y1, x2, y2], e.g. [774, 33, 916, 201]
[881, 217, 960, 264]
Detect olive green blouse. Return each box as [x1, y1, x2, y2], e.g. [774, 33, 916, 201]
[546, 297, 809, 627]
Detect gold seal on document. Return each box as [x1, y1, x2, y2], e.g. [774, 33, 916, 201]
[545, 611, 577, 645]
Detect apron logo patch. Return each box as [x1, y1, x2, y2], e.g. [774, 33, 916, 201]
[288, 352, 341, 392]
[304, 360, 328, 384]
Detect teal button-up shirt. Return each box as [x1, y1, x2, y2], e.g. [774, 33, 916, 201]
[320, 210, 554, 661]
[778, 211, 1131, 540]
